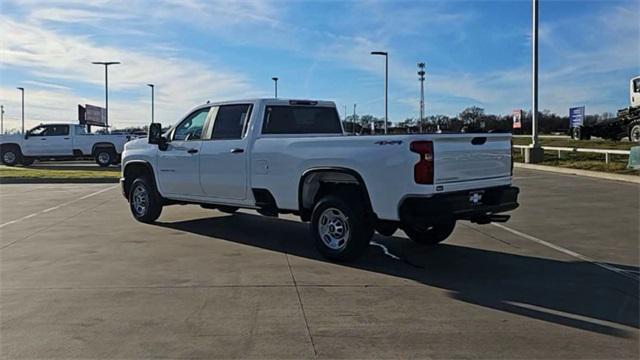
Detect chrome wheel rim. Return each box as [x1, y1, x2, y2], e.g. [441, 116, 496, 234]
[3, 151, 16, 164]
[98, 152, 110, 165]
[631, 126, 640, 142]
[318, 208, 350, 251]
[132, 184, 148, 216]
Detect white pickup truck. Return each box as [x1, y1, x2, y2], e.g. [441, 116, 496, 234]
[0, 123, 129, 167]
[121, 99, 519, 261]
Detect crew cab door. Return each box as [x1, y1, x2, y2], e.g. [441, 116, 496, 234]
[157, 107, 211, 197]
[22, 125, 73, 156]
[199, 104, 252, 200]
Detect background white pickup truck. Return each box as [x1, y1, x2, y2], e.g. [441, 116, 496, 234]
[121, 98, 519, 261]
[0, 123, 129, 167]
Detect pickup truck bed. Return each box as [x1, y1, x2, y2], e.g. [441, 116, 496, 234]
[121, 98, 519, 261]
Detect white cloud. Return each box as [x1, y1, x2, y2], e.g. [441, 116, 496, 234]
[0, 15, 259, 129]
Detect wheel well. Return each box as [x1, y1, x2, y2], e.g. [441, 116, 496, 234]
[123, 162, 156, 197]
[92, 143, 115, 155]
[1, 143, 21, 153]
[298, 168, 374, 222]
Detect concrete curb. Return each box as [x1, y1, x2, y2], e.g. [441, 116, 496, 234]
[0, 177, 119, 184]
[515, 163, 640, 184]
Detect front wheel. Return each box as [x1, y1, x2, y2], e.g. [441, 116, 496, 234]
[1, 147, 21, 166]
[95, 149, 114, 167]
[311, 195, 373, 261]
[129, 177, 163, 223]
[403, 220, 456, 246]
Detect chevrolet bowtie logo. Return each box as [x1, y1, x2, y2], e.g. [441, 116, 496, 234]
[469, 192, 483, 204]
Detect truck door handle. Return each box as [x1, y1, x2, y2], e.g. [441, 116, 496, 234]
[40, 138, 47, 140]
[187, 149, 199, 154]
[64, 137, 70, 140]
[230, 148, 244, 154]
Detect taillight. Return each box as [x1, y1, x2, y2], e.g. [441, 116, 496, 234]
[410, 141, 434, 184]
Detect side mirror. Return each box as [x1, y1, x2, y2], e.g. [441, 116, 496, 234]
[148, 123, 168, 151]
[24, 133, 29, 140]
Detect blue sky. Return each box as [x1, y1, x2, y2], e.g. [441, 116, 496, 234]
[0, 0, 638, 130]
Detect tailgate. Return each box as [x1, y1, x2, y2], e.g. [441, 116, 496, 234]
[433, 134, 511, 184]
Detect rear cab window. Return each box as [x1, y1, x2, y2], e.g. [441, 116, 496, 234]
[262, 106, 342, 135]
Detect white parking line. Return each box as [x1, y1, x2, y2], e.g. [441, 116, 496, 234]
[492, 223, 639, 281]
[0, 185, 118, 228]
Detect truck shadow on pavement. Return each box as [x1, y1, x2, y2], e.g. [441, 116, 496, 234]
[157, 213, 639, 339]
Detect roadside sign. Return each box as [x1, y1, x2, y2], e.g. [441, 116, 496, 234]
[512, 109, 522, 129]
[79, 104, 107, 126]
[569, 106, 585, 128]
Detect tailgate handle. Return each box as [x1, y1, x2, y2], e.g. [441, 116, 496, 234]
[471, 137, 487, 145]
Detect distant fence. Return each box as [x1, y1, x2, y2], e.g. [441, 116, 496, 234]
[513, 145, 630, 164]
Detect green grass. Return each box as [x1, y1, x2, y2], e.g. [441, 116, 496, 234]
[513, 137, 636, 150]
[513, 149, 639, 175]
[0, 167, 120, 179]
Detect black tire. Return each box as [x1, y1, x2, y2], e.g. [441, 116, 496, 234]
[128, 177, 163, 223]
[403, 220, 456, 246]
[218, 206, 239, 214]
[311, 194, 374, 261]
[629, 121, 640, 142]
[95, 148, 115, 167]
[375, 221, 398, 236]
[1, 146, 22, 166]
[21, 157, 35, 166]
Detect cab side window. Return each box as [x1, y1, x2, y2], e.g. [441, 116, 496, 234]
[173, 108, 210, 141]
[48, 125, 69, 136]
[210, 104, 252, 140]
[28, 126, 47, 136]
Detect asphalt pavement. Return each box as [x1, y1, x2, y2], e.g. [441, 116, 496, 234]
[0, 168, 638, 359]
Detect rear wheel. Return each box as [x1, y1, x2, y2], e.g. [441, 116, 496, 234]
[129, 177, 163, 223]
[403, 220, 456, 246]
[629, 121, 640, 142]
[311, 194, 373, 261]
[95, 148, 115, 167]
[1, 147, 21, 166]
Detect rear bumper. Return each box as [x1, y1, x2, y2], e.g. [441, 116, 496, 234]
[399, 185, 519, 225]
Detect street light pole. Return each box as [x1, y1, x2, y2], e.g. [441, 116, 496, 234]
[418, 67, 424, 133]
[371, 51, 388, 134]
[353, 104, 357, 135]
[147, 84, 155, 124]
[16, 87, 24, 135]
[272, 77, 278, 98]
[92, 61, 120, 133]
[528, 0, 544, 163]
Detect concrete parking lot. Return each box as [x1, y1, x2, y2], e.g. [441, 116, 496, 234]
[1, 168, 638, 359]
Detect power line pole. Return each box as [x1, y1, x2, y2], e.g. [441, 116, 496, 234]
[0, 105, 4, 134]
[418, 62, 425, 133]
